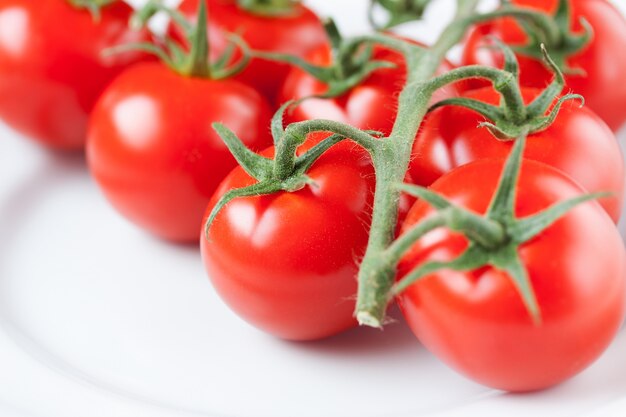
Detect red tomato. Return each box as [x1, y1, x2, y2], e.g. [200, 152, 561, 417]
[410, 87, 624, 221]
[176, 0, 327, 103]
[461, 0, 626, 131]
[87, 62, 273, 242]
[0, 0, 151, 149]
[201, 135, 413, 340]
[279, 41, 456, 135]
[398, 158, 626, 391]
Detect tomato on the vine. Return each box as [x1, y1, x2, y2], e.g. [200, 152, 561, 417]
[201, 134, 414, 341]
[87, 62, 273, 242]
[279, 41, 456, 135]
[0, 0, 152, 149]
[461, 0, 626, 131]
[176, 0, 327, 103]
[398, 158, 626, 391]
[410, 87, 624, 221]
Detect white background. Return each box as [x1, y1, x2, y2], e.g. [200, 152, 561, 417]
[2, 1, 626, 417]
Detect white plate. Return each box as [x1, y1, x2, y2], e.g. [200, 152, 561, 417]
[2, 1, 626, 416]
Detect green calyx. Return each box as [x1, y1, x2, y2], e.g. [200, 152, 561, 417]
[236, 0, 299, 17]
[392, 133, 608, 323]
[427, 41, 583, 139]
[67, 0, 116, 20]
[120, 0, 249, 79]
[369, 0, 431, 30]
[254, 19, 398, 98]
[203, 103, 381, 239]
[474, 0, 592, 75]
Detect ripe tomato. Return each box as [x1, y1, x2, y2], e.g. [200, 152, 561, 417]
[279, 41, 456, 135]
[410, 87, 624, 222]
[461, 0, 626, 131]
[201, 135, 413, 341]
[398, 158, 626, 391]
[176, 0, 327, 104]
[0, 0, 151, 149]
[87, 62, 273, 242]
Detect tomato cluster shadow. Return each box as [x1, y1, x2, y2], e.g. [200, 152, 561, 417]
[279, 304, 425, 358]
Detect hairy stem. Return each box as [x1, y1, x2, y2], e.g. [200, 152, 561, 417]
[355, 0, 480, 327]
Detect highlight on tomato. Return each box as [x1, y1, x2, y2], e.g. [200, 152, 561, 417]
[0, 0, 152, 149]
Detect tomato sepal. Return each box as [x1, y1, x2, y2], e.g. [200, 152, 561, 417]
[427, 41, 583, 139]
[470, 0, 593, 75]
[255, 20, 400, 98]
[393, 133, 610, 323]
[203, 104, 380, 239]
[120, 0, 251, 78]
[67, 0, 117, 20]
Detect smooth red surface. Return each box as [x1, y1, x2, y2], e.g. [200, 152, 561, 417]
[87, 62, 273, 242]
[0, 0, 151, 149]
[201, 136, 399, 341]
[398, 159, 626, 391]
[177, 0, 327, 104]
[410, 87, 624, 221]
[461, 0, 626, 131]
[279, 41, 456, 135]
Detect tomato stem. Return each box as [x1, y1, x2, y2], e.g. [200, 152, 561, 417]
[354, 0, 481, 327]
[187, 0, 211, 77]
[284, 120, 379, 150]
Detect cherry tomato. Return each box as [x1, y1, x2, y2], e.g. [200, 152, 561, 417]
[461, 0, 626, 131]
[176, 0, 327, 104]
[398, 158, 626, 391]
[279, 41, 456, 135]
[201, 135, 413, 340]
[0, 0, 151, 149]
[410, 87, 624, 221]
[87, 62, 273, 242]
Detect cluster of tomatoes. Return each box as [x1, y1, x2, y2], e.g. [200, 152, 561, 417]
[2, 0, 626, 392]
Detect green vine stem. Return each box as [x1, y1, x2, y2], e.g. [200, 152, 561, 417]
[354, 0, 481, 327]
[252, 18, 399, 98]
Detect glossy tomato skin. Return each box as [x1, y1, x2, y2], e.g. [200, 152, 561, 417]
[87, 62, 273, 242]
[201, 136, 412, 341]
[461, 0, 626, 131]
[177, 0, 327, 104]
[398, 159, 626, 391]
[279, 42, 456, 135]
[0, 0, 152, 149]
[410, 87, 624, 221]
